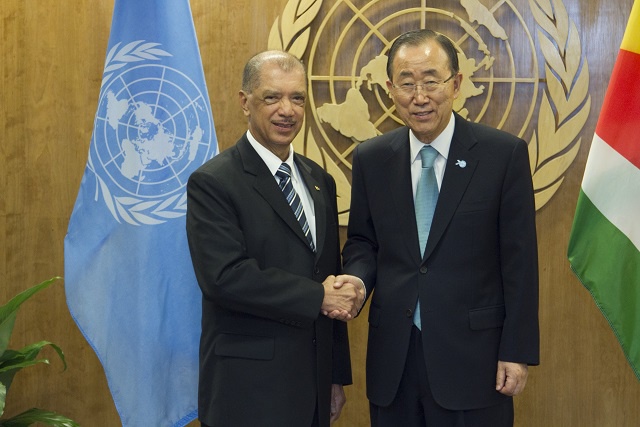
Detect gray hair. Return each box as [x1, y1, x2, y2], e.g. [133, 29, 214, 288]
[242, 50, 307, 93]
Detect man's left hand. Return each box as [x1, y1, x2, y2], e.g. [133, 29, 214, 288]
[330, 384, 346, 423]
[495, 361, 528, 396]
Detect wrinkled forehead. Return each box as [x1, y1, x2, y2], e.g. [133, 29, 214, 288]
[254, 65, 307, 93]
[391, 42, 450, 77]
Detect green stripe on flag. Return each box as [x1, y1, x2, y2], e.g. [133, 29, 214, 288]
[568, 190, 640, 380]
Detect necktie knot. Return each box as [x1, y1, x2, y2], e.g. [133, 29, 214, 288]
[419, 145, 438, 169]
[276, 163, 292, 180]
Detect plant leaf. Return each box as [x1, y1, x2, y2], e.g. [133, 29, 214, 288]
[0, 407, 79, 427]
[0, 341, 66, 395]
[0, 381, 6, 418]
[0, 359, 47, 398]
[0, 314, 16, 358]
[0, 278, 61, 355]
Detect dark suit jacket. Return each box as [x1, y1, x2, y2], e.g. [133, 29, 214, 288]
[343, 113, 539, 411]
[186, 135, 352, 427]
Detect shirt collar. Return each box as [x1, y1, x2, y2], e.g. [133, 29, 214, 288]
[246, 130, 295, 177]
[409, 112, 455, 164]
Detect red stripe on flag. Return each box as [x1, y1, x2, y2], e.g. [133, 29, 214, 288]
[595, 48, 640, 169]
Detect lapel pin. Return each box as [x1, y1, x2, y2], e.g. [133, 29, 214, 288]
[455, 160, 467, 168]
[314, 185, 320, 191]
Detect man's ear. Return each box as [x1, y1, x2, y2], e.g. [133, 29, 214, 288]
[239, 90, 250, 117]
[452, 73, 463, 99]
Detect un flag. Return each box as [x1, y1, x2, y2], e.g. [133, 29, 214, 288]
[64, 1, 217, 425]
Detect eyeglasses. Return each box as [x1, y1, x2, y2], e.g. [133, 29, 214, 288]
[391, 74, 456, 97]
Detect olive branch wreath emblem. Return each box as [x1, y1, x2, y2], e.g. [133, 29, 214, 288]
[527, 0, 590, 209]
[90, 41, 190, 226]
[269, 0, 590, 224]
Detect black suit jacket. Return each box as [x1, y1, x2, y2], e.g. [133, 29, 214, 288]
[186, 135, 351, 426]
[343, 113, 539, 410]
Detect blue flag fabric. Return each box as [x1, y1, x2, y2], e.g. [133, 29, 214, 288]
[64, 1, 216, 425]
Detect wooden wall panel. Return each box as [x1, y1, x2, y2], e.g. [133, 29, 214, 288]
[1, 0, 638, 426]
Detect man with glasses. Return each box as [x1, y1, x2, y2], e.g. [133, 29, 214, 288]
[187, 50, 364, 427]
[341, 29, 539, 426]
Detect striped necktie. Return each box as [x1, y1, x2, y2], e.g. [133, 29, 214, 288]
[276, 163, 315, 252]
[413, 145, 439, 330]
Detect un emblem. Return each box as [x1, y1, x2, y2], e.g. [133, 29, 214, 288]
[90, 41, 214, 225]
[270, 0, 590, 224]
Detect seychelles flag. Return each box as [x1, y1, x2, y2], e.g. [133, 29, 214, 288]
[568, 0, 640, 381]
[64, 0, 217, 425]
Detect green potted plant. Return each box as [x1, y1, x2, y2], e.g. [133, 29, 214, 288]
[0, 277, 79, 427]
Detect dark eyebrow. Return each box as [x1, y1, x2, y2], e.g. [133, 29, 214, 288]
[396, 69, 439, 79]
[419, 69, 439, 78]
[260, 89, 306, 97]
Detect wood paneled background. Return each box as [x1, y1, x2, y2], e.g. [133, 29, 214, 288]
[1, 0, 639, 425]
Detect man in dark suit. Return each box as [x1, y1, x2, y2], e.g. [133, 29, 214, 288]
[186, 51, 363, 427]
[341, 29, 539, 426]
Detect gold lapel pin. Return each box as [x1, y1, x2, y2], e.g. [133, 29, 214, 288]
[314, 186, 320, 191]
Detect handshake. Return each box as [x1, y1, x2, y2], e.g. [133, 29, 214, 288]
[320, 275, 366, 321]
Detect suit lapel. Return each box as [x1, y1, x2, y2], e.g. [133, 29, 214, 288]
[383, 130, 423, 266]
[423, 115, 478, 261]
[237, 138, 314, 252]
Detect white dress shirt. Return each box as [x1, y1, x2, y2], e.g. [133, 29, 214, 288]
[246, 131, 317, 247]
[409, 112, 456, 198]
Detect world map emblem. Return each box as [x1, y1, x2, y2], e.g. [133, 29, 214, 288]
[269, 0, 591, 225]
[90, 41, 215, 225]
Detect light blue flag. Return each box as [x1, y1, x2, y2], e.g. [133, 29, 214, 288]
[64, 1, 216, 425]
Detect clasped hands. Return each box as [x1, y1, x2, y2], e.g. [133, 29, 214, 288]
[320, 275, 365, 321]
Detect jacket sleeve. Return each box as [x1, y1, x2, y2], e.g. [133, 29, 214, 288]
[497, 139, 540, 365]
[342, 145, 378, 300]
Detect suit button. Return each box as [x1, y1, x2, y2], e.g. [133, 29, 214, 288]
[419, 266, 428, 274]
[312, 338, 317, 345]
[405, 309, 413, 317]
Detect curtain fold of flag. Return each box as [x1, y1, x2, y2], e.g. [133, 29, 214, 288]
[568, 0, 640, 381]
[64, 0, 217, 425]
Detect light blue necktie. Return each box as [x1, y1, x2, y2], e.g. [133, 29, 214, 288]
[276, 163, 316, 252]
[414, 145, 439, 330]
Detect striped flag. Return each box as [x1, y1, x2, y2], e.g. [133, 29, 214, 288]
[568, 0, 640, 381]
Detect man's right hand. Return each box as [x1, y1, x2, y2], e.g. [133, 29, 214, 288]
[320, 275, 365, 321]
